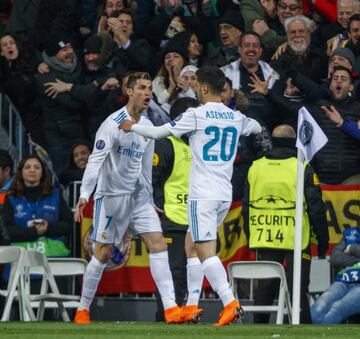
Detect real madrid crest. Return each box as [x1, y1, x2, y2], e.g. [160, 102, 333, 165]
[299, 120, 313, 146]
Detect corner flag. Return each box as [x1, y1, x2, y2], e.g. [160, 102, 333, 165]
[296, 106, 328, 163]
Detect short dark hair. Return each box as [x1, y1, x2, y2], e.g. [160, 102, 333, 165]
[224, 76, 233, 89]
[0, 150, 13, 173]
[170, 97, 200, 120]
[348, 13, 360, 31]
[127, 72, 151, 89]
[239, 31, 262, 46]
[196, 66, 226, 95]
[331, 65, 353, 82]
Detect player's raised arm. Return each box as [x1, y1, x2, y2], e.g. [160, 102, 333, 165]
[118, 121, 171, 139]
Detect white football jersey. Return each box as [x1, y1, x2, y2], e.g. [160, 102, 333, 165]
[164, 102, 259, 201]
[80, 107, 154, 201]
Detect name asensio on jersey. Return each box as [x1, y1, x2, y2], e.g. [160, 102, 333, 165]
[205, 111, 234, 120]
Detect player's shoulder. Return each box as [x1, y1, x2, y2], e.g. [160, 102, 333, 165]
[139, 114, 154, 127]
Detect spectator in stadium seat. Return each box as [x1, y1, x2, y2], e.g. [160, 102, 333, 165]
[250, 65, 360, 184]
[240, 0, 277, 33]
[316, 0, 360, 53]
[311, 227, 360, 324]
[2, 154, 72, 255]
[252, 0, 302, 55]
[106, 8, 152, 78]
[59, 141, 92, 187]
[221, 32, 282, 132]
[242, 124, 329, 324]
[36, 29, 84, 174]
[40, 34, 120, 142]
[0, 150, 14, 209]
[152, 43, 188, 105]
[271, 15, 329, 86]
[204, 9, 244, 67]
[0, 33, 44, 145]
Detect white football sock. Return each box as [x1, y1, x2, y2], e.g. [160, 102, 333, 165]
[186, 257, 204, 306]
[149, 250, 176, 310]
[202, 256, 235, 307]
[79, 256, 107, 310]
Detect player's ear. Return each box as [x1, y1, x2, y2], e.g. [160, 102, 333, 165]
[126, 87, 133, 97]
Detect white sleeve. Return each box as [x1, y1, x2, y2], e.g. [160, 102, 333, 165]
[163, 108, 196, 138]
[241, 116, 262, 136]
[131, 124, 171, 139]
[80, 119, 115, 201]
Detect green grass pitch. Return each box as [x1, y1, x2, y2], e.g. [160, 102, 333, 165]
[1, 322, 360, 339]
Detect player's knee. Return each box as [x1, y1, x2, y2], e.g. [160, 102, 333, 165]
[147, 237, 167, 253]
[94, 243, 113, 262]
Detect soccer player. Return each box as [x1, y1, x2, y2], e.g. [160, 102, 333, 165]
[73, 72, 182, 325]
[119, 66, 262, 326]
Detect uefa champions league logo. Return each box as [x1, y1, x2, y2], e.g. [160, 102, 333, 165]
[299, 121, 313, 146]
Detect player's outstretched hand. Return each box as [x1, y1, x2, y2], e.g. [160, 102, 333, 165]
[74, 198, 87, 223]
[119, 119, 135, 133]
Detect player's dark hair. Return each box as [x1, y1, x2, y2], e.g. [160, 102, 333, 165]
[170, 97, 200, 120]
[196, 66, 226, 96]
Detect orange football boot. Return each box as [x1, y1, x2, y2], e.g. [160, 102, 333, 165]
[73, 309, 92, 324]
[181, 305, 203, 323]
[213, 300, 243, 327]
[164, 305, 184, 324]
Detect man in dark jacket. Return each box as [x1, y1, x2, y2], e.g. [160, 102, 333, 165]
[204, 10, 243, 67]
[42, 34, 121, 142]
[242, 124, 329, 324]
[250, 65, 360, 184]
[36, 29, 84, 174]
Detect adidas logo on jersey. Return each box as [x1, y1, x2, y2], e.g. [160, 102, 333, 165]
[205, 231, 212, 237]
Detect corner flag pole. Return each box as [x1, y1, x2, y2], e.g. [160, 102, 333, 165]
[292, 148, 305, 325]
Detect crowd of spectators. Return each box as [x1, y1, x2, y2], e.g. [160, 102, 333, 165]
[0, 0, 360, 323]
[0, 0, 358, 184]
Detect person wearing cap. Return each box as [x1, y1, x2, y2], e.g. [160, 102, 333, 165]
[152, 42, 189, 105]
[41, 34, 120, 142]
[204, 9, 244, 67]
[36, 29, 84, 174]
[161, 64, 198, 112]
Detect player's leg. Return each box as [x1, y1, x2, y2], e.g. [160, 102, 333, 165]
[132, 202, 183, 323]
[189, 200, 242, 326]
[181, 231, 204, 322]
[74, 195, 132, 324]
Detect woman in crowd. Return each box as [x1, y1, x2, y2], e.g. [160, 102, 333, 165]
[2, 154, 72, 257]
[59, 141, 92, 187]
[152, 44, 188, 105]
[0, 33, 43, 144]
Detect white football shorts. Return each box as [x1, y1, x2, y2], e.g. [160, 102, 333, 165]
[91, 194, 133, 244]
[188, 200, 231, 242]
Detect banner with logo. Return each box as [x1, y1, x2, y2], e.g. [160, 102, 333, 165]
[80, 185, 360, 294]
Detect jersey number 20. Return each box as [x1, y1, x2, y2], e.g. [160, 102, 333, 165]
[203, 126, 237, 161]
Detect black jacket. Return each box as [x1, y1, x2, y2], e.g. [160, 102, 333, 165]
[36, 59, 84, 148]
[242, 145, 329, 256]
[2, 185, 72, 243]
[266, 90, 360, 184]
